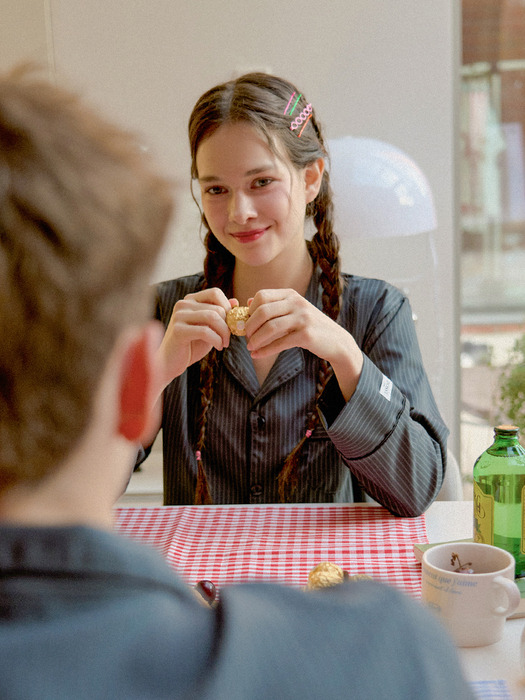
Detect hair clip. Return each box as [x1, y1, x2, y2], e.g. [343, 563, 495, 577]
[284, 91, 313, 137]
[284, 92, 302, 116]
[305, 429, 313, 438]
[290, 104, 312, 137]
[196, 450, 202, 461]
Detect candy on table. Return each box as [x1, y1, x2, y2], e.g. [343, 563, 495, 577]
[193, 580, 218, 607]
[306, 562, 372, 590]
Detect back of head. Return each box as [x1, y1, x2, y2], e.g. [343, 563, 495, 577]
[0, 66, 173, 493]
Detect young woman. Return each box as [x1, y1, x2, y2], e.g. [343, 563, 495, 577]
[146, 73, 448, 516]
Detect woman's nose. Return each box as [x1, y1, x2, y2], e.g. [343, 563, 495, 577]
[228, 191, 256, 224]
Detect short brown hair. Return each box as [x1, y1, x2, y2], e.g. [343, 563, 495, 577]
[0, 67, 173, 492]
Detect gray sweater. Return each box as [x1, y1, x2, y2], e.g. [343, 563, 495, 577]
[0, 524, 473, 700]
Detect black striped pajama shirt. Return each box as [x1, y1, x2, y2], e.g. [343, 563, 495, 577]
[145, 267, 448, 516]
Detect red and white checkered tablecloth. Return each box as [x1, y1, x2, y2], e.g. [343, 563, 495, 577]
[113, 504, 427, 597]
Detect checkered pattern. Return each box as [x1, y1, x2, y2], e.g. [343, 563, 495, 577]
[113, 504, 427, 596]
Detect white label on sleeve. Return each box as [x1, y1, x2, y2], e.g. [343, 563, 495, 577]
[379, 374, 393, 401]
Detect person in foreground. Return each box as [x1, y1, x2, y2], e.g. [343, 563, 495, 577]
[143, 73, 448, 515]
[0, 68, 473, 700]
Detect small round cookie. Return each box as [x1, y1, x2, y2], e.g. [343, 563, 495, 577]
[226, 306, 250, 336]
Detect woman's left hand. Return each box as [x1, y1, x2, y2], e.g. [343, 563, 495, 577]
[245, 289, 364, 401]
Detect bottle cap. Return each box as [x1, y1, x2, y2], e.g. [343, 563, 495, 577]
[495, 424, 520, 434]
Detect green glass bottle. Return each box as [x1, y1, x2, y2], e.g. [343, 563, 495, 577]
[473, 425, 525, 577]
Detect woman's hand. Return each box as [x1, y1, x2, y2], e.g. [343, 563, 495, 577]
[245, 289, 364, 401]
[156, 288, 236, 394]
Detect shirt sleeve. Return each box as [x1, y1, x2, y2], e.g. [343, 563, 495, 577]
[134, 275, 204, 474]
[318, 283, 448, 517]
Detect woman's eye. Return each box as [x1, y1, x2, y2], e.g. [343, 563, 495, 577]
[205, 185, 226, 195]
[253, 178, 273, 188]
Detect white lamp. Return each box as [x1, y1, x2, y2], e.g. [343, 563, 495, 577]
[327, 136, 437, 238]
[326, 135, 445, 421]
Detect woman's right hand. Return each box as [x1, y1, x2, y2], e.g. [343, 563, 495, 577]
[156, 288, 235, 393]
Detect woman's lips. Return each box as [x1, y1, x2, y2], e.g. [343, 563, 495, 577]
[230, 228, 267, 243]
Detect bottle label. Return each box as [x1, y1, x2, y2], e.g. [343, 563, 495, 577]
[473, 480, 494, 545]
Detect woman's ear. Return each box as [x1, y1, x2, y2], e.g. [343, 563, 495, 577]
[304, 157, 325, 204]
[117, 321, 163, 444]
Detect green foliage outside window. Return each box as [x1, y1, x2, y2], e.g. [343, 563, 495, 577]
[497, 334, 525, 444]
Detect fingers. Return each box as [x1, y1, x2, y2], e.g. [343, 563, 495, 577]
[182, 287, 232, 316]
[246, 290, 311, 354]
[159, 288, 237, 381]
[246, 301, 295, 345]
[248, 330, 301, 358]
[173, 306, 229, 346]
[246, 289, 296, 331]
[176, 290, 239, 339]
[170, 315, 228, 352]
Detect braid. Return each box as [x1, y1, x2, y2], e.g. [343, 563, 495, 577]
[202, 230, 234, 298]
[277, 158, 342, 503]
[309, 140, 343, 323]
[277, 358, 333, 502]
[194, 233, 233, 504]
[194, 347, 219, 505]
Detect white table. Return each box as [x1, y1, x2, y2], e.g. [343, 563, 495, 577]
[426, 501, 525, 699]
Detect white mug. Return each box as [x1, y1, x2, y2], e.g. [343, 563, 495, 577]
[421, 542, 521, 647]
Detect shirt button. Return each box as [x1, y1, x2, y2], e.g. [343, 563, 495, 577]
[250, 484, 263, 497]
[257, 415, 266, 430]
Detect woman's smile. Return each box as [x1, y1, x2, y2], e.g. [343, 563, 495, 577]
[229, 227, 269, 243]
[196, 122, 310, 270]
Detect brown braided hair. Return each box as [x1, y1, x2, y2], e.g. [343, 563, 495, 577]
[188, 73, 342, 503]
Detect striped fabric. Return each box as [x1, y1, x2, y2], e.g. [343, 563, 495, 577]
[469, 680, 512, 699]
[150, 267, 448, 516]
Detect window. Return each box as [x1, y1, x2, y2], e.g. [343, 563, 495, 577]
[461, 0, 525, 491]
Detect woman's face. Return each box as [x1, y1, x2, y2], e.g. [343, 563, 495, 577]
[195, 122, 323, 270]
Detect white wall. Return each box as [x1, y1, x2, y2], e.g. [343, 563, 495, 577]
[4, 0, 461, 453]
[0, 0, 50, 71]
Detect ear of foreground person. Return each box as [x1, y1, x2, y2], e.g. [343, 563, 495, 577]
[0, 67, 474, 700]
